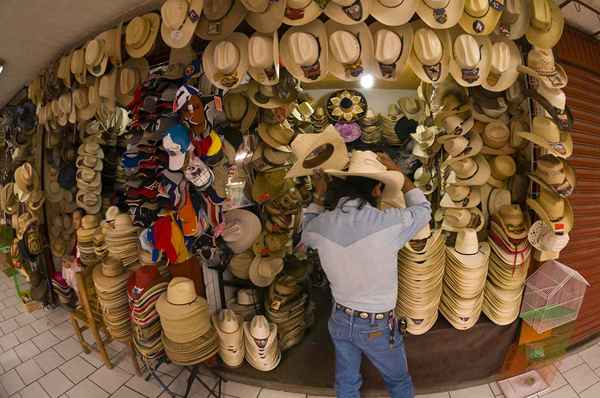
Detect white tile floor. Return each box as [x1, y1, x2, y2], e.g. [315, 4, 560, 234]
[0, 270, 599, 398]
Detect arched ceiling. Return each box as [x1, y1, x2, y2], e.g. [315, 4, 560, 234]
[0, 0, 162, 108]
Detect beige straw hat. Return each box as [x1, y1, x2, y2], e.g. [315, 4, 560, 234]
[249, 256, 284, 287]
[528, 154, 575, 198]
[518, 116, 573, 159]
[196, 0, 247, 41]
[408, 21, 452, 84]
[325, 0, 371, 25]
[248, 32, 280, 86]
[526, 0, 564, 49]
[459, 0, 504, 35]
[416, 0, 464, 29]
[85, 32, 110, 77]
[161, 0, 204, 48]
[325, 20, 374, 82]
[243, 0, 286, 33]
[449, 31, 492, 87]
[495, 0, 529, 39]
[369, 22, 414, 81]
[441, 185, 481, 209]
[280, 19, 329, 83]
[447, 154, 491, 186]
[282, 0, 322, 26]
[482, 35, 521, 92]
[125, 13, 160, 58]
[369, 0, 416, 26]
[202, 32, 249, 90]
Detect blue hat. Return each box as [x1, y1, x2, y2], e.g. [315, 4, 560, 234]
[166, 123, 191, 150]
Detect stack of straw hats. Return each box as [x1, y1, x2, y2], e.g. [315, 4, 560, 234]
[440, 229, 491, 330]
[128, 266, 168, 360]
[77, 215, 102, 267]
[156, 277, 219, 365]
[93, 256, 132, 340]
[360, 109, 382, 144]
[483, 205, 532, 325]
[105, 208, 140, 269]
[227, 288, 261, 321]
[395, 228, 445, 335]
[76, 140, 104, 215]
[211, 309, 245, 368]
[244, 315, 281, 372]
[94, 229, 108, 260]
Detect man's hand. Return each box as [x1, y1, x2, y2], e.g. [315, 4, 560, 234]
[377, 152, 402, 172]
[312, 169, 329, 196]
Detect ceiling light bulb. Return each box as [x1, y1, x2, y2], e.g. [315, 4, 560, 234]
[360, 73, 374, 89]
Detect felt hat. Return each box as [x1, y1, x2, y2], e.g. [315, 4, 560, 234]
[441, 185, 480, 208]
[482, 35, 521, 92]
[369, 0, 416, 26]
[325, 21, 374, 82]
[160, 0, 204, 48]
[70, 48, 88, 85]
[447, 154, 491, 186]
[526, 0, 564, 49]
[196, 0, 247, 41]
[211, 309, 245, 367]
[117, 58, 150, 106]
[459, 0, 504, 35]
[222, 209, 262, 254]
[526, 187, 574, 233]
[249, 256, 284, 287]
[481, 121, 515, 155]
[518, 116, 573, 159]
[280, 20, 328, 83]
[282, 0, 322, 26]
[244, 0, 286, 33]
[286, 125, 349, 178]
[529, 154, 575, 198]
[125, 13, 160, 58]
[416, 0, 464, 29]
[369, 22, 414, 81]
[408, 21, 452, 84]
[449, 31, 492, 87]
[442, 207, 485, 232]
[248, 32, 280, 86]
[495, 0, 529, 39]
[325, 0, 370, 25]
[84, 32, 110, 77]
[518, 47, 567, 89]
[202, 32, 249, 90]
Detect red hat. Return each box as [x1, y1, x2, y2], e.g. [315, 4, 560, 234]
[127, 266, 163, 301]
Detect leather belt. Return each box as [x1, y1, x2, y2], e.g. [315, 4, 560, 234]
[335, 304, 393, 320]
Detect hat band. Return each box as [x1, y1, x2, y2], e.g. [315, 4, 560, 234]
[461, 67, 480, 83]
[215, 71, 239, 88]
[421, 62, 442, 82]
[342, 1, 363, 21]
[457, 162, 479, 180]
[344, 60, 364, 78]
[285, 6, 307, 20]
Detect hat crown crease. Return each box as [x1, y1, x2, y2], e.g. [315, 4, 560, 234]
[375, 30, 402, 64]
[126, 16, 151, 48]
[464, 0, 489, 18]
[214, 41, 240, 74]
[414, 28, 442, 65]
[164, 0, 189, 30]
[290, 32, 319, 66]
[329, 30, 360, 64]
[454, 34, 481, 69]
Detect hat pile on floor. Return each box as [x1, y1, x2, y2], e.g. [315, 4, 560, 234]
[483, 205, 532, 325]
[105, 208, 140, 269]
[156, 277, 219, 365]
[77, 215, 102, 267]
[244, 315, 281, 372]
[212, 309, 245, 368]
[128, 266, 168, 360]
[395, 228, 445, 335]
[93, 256, 132, 340]
[76, 140, 104, 215]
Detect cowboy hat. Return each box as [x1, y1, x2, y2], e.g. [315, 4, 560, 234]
[161, 0, 204, 48]
[280, 20, 328, 83]
[99, 68, 118, 109]
[459, 0, 504, 35]
[211, 309, 245, 367]
[325, 20, 374, 82]
[243, 0, 286, 33]
[117, 58, 150, 106]
[416, 0, 464, 29]
[73, 87, 97, 121]
[85, 32, 110, 77]
[482, 35, 521, 92]
[229, 251, 254, 280]
[249, 256, 284, 287]
[535, 84, 566, 111]
[247, 82, 294, 110]
[77, 192, 102, 214]
[526, 187, 574, 233]
[248, 32, 280, 86]
[447, 154, 491, 186]
[398, 97, 427, 123]
[442, 132, 483, 164]
[526, 0, 564, 49]
[448, 228, 491, 267]
[370, 0, 416, 26]
[105, 22, 124, 66]
[369, 22, 414, 81]
[518, 116, 573, 158]
[479, 184, 510, 223]
[202, 32, 249, 90]
[282, 0, 322, 26]
[125, 13, 160, 58]
[493, 204, 529, 239]
[441, 184, 481, 208]
[481, 121, 515, 155]
[325, 0, 371, 25]
[528, 154, 575, 198]
[70, 48, 87, 85]
[286, 125, 349, 178]
[257, 121, 295, 152]
[57, 52, 73, 88]
[518, 47, 567, 89]
[488, 155, 516, 188]
[495, 0, 529, 39]
[243, 315, 281, 371]
[442, 207, 485, 232]
[222, 209, 262, 254]
[408, 21, 452, 84]
[449, 31, 492, 87]
[196, 0, 247, 41]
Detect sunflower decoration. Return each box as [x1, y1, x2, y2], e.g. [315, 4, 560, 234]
[326, 90, 367, 123]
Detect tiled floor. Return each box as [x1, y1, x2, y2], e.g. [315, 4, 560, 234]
[0, 269, 599, 398]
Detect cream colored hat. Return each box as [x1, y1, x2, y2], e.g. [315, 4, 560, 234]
[160, 0, 204, 48]
[482, 35, 521, 92]
[326, 21, 374, 82]
[99, 68, 118, 109]
[448, 228, 491, 267]
[370, 0, 416, 26]
[442, 132, 483, 164]
[495, 0, 529, 39]
[417, 0, 464, 29]
[105, 23, 124, 67]
[526, 0, 564, 49]
[325, 0, 371, 25]
[441, 185, 481, 208]
[70, 48, 88, 85]
[243, 0, 286, 33]
[526, 187, 574, 233]
[449, 32, 492, 87]
[280, 20, 328, 83]
[249, 256, 284, 287]
[529, 154, 575, 198]
[459, 0, 504, 35]
[223, 209, 262, 254]
[196, 0, 247, 41]
[282, 0, 322, 26]
[73, 87, 97, 121]
[518, 47, 567, 89]
[481, 121, 515, 155]
[117, 58, 150, 106]
[57, 53, 73, 88]
[536, 84, 566, 111]
[211, 309, 245, 367]
[202, 32, 249, 90]
[488, 155, 516, 188]
[248, 32, 279, 86]
[85, 33, 110, 77]
[369, 22, 414, 81]
[408, 21, 452, 84]
[447, 154, 491, 186]
[125, 13, 160, 58]
[518, 116, 573, 158]
[442, 207, 485, 232]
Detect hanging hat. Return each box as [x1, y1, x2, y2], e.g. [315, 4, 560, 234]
[125, 13, 160, 58]
[495, 0, 529, 39]
[447, 155, 491, 186]
[257, 121, 295, 152]
[85, 32, 110, 77]
[459, 0, 504, 35]
[470, 88, 509, 123]
[442, 207, 485, 232]
[487, 155, 516, 188]
[526, 188, 574, 233]
[325, 21, 374, 82]
[518, 47, 567, 90]
[248, 32, 280, 86]
[14, 163, 39, 202]
[518, 116, 573, 158]
[416, 0, 464, 29]
[76, 192, 102, 214]
[202, 33, 249, 90]
[70, 48, 88, 85]
[441, 185, 481, 208]
[529, 154, 575, 198]
[105, 23, 124, 66]
[282, 0, 322, 26]
[408, 22, 452, 84]
[369, 0, 416, 26]
[249, 256, 284, 287]
[211, 309, 245, 367]
[527, 220, 570, 256]
[243, 0, 287, 33]
[117, 58, 150, 106]
[73, 87, 97, 121]
[160, 0, 204, 48]
[281, 20, 328, 83]
[526, 0, 564, 49]
[325, 0, 370, 25]
[196, 0, 247, 41]
[449, 32, 492, 87]
[229, 251, 254, 280]
[535, 84, 566, 111]
[493, 204, 529, 240]
[442, 132, 483, 165]
[99, 68, 118, 109]
[369, 22, 414, 81]
[222, 209, 262, 254]
[482, 35, 521, 92]
[481, 121, 514, 155]
[286, 125, 350, 178]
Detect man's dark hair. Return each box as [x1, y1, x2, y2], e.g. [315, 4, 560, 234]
[324, 176, 383, 211]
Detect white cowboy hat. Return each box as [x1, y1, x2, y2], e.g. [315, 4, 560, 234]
[449, 32, 492, 87]
[369, 22, 414, 81]
[448, 228, 491, 268]
[459, 0, 504, 35]
[369, 0, 416, 26]
[518, 116, 573, 158]
[282, 0, 322, 26]
[325, 20, 374, 82]
[408, 21, 452, 84]
[222, 209, 262, 254]
[196, 0, 247, 41]
[416, 0, 464, 29]
[535, 84, 566, 111]
[526, 0, 564, 50]
[160, 0, 204, 48]
[248, 32, 279, 86]
[211, 309, 245, 368]
[325, 0, 371, 25]
[442, 132, 483, 165]
[125, 13, 160, 58]
[243, 0, 286, 33]
[280, 20, 328, 83]
[202, 32, 249, 90]
[482, 35, 521, 92]
[441, 185, 481, 208]
[495, 0, 529, 39]
[447, 154, 491, 186]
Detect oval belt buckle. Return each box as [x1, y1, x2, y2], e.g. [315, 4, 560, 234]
[359, 312, 369, 319]
[375, 313, 384, 320]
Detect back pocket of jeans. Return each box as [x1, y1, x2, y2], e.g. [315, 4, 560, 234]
[359, 327, 392, 352]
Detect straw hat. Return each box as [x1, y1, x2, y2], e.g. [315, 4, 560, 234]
[369, 0, 416, 26]
[470, 89, 509, 123]
[408, 22, 452, 84]
[369, 22, 414, 81]
[70, 48, 87, 85]
[160, 0, 204, 48]
[117, 58, 150, 106]
[257, 121, 295, 152]
[282, 0, 322, 26]
[125, 13, 160, 58]
[196, 0, 247, 41]
[73, 87, 97, 121]
[488, 155, 516, 188]
[76, 192, 102, 214]
[14, 163, 39, 202]
[248, 32, 279, 86]
[202, 33, 249, 90]
[325, 0, 371, 25]
[441, 185, 480, 208]
[211, 309, 245, 367]
[229, 251, 254, 280]
[249, 256, 284, 287]
[442, 207, 485, 232]
[104, 23, 124, 66]
[481, 121, 515, 155]
[243, 0, 286, 33]
[448, 228, 491, 267]
[495, 0, 529, 39]
[518, 47, 567, 89]
[518, 116, 573, 158]
[526, 188, 574, 233]
[1, 184, 17, 215]
[447, 155, 491, 186]
[243, 315, 280, 371]
[459, 0, 504, 35]
[222, 209, 262, 254]
[526, 0, 564, 49]
[449, 32, 491, 87]
[442, 132, 483, 164]
[482, 35, 521, 92]
[529, 154, 575, 198]
[286, 125, 349, 178]
[493, 204, 529, 239]
[85, 32, 110, 77]
[99, 68, 118, 109]
[416, 0, 464, 29]
[280, 20, 328, 83]
[536, 84, 566, 111]
[325, 21, 374, 82]
[527, 220, 570, 255]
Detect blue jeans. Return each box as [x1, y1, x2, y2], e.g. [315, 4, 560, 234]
[328, 306, 415, 398]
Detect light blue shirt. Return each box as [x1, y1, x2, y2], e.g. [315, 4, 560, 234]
[302, 189, 432, 313]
